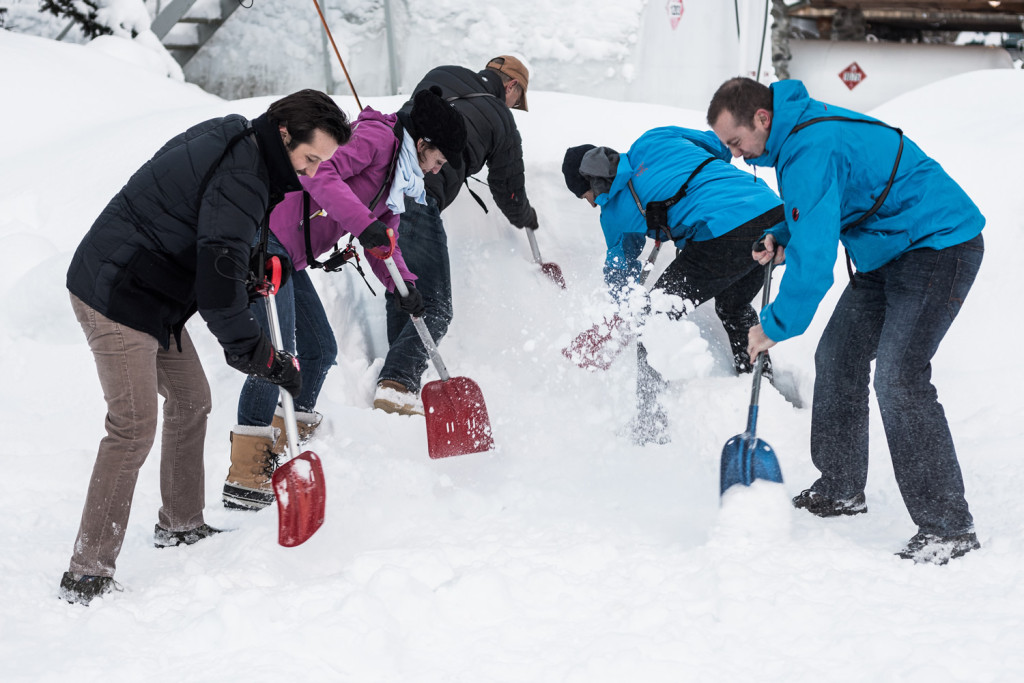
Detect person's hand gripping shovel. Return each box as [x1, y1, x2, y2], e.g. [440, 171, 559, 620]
[256, 256, 327, 546]
[719, 258, 783, 496]
[370, 229, 495, 459]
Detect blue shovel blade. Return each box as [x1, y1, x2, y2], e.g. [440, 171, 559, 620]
[720, 433, 783, 496]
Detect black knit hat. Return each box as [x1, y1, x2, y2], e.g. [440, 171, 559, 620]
[410, 86, 467, 170]
[562, 144, 596, 197]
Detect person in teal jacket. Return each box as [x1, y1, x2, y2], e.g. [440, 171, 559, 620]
[563, 126, 783, 445]
[708, 77, 984, 564]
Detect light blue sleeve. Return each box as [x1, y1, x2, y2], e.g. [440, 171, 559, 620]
[760, 146, 844, 342]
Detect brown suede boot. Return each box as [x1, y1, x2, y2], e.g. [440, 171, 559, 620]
[269, 407, 323, 454]
[373, 380, 424, 416]
[222, 426, 278, 511]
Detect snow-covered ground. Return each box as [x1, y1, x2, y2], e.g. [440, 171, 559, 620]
[2, 29, 1024, 682]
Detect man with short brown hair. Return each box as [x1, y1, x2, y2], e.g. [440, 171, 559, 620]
[707, 76, 985, 564]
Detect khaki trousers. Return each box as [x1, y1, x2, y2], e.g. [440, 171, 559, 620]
[69, 293, 212, 577]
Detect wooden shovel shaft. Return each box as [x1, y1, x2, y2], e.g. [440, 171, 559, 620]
[264, 292, 300, 460]
[383, 257, 452, 382]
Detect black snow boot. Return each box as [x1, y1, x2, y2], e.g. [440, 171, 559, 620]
[792, 488, 867, 517]
[896, 531, 980, 565]
[154, 523, 225, 548]
[58, 572, 123, 606]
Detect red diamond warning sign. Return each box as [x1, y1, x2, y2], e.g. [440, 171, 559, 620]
[838, 62, 866, 91]
[666, 0, 684, 30]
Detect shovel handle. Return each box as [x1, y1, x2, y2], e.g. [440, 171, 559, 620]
[382, 255, 452, 382]
[637, 241, 662, 289]
[525, 227, 543, 264]
[264, 287, 301, 461]
[747, 262, 775, 420]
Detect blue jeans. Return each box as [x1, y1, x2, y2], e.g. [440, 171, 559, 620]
[810, 233, 983, 536]
[379, 196, 452, 392]
[237, 234, 337, 425]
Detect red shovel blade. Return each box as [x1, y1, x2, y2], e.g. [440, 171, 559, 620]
[561, 313, 632, 370]
[541, 262, 566, 289]
[271, 450, 326, 547]
[422, 376, 494, 459]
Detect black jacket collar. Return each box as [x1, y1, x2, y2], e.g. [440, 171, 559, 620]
[251, 113, 302, 208]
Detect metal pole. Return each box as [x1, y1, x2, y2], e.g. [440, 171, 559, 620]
[321, 15, 334, 93]
[382, 0, 400, 94]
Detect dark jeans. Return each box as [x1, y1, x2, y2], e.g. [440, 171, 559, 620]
[810, 233, 983, 536]
[379, 195, 452, 393]
[636, 213, 774, 409]
[237, 235, 337, 425]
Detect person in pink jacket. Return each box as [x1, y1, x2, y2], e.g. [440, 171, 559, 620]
[223, 87, 467, 510]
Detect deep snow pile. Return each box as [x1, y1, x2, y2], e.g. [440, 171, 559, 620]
[2, 30, 1024, 682]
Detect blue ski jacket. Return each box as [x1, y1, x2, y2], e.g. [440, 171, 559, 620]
[595, 126, 782, 291]
[746, 79, 985, 343]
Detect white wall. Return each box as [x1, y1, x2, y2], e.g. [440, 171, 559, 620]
[788, 40, 1014, 111]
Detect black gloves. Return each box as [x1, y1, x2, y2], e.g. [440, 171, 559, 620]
[247, 252, 293, 302]
[226, 335, 302, 398]
[359, 220, 391, 250]
[520, 206, 539, 230]
[398, 282, 425, 317]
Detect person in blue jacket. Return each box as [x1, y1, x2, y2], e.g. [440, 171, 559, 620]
[562, 126, 784, 444]
[708, 77, 984, 565]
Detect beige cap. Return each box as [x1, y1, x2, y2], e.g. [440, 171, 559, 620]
[486, 55, 530, 111]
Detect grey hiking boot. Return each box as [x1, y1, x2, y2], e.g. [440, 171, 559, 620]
[154, 523, 225, 548]
[897, 531, 980, 565]
[58, 572, 123, 606]
[792, 488, 867, 517]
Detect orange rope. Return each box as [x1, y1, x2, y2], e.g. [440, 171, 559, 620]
[311, 0, 363, 111]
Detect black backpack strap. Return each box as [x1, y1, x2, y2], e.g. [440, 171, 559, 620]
[302, 190, 323, 270]
[784, 116, 904, 286]
[446, 92, 496, 102]
[445, 91, 496, 214]
[464, 179, 490, 213]
[785, 116, 904, 232]
[641, 156, 716, 241]
[368, 118, 405, 212]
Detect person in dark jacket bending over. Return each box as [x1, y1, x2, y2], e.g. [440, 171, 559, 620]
[61, 90, 350, 604]
[562, 128, 784, 445]
[708, 77, 984, 565]
[373, 55, 538, 415]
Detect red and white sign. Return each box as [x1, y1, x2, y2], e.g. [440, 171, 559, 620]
[838, 62, 867, 90]
[666, 0, 684, 30]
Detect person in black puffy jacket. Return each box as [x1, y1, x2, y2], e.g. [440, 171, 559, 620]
[59, 90, 350, 606]
[373, 55, 539, 415]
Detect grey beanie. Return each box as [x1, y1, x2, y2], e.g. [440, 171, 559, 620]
[579, 146, 619, 197]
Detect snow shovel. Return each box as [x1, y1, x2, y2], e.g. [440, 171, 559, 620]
[525, 227, 566, 289]
[379, 242, 494, 459]
[259, 256, 326, 547]
[562, 241, 663, 370]
[719, 262, 783, 495]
